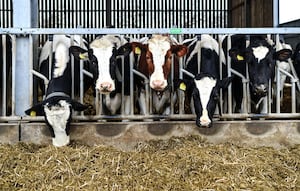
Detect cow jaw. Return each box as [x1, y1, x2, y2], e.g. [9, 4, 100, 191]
[195, 77, 216, 127]
[44, 100, 71, 147]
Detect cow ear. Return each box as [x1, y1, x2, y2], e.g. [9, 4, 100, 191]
[130, 42, 147, 55]
[220, 76, 233, 89]
[116, 43, 133, 57]
[69, 46, 89, 61]
[274, 49, 292, 61]
[174, 78, 193, 91]
[25, 103, 45, 116]
[171, 45, 188, 57]
[70, 100, 88, 111]
[229, 48, 245, 61]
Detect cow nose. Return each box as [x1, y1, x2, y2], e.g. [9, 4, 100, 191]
[254, 84, 267, 96]
[151, 80, 165, 90]
[99, 82, 113, 92]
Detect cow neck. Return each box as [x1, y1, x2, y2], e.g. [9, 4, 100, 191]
[46, 92, 70, 100]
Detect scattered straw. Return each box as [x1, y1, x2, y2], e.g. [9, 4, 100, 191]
[0, 135, 299, 190]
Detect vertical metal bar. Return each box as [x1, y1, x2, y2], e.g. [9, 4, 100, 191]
[170, 55, 174, 114]
[275, 34, 281, 113]
[2, 35, 7, 115]
[79, 36, 84, 106]
[130, 53, 134, 115]
[10, 35, 16, 115]
[121, 56, 125, 114]
[178, 34, 184, 114]
[227, 35, 232, 114]
[273, 0, 279, 27]
[291, 82, 296, 113]
[70, 35, 75, 99]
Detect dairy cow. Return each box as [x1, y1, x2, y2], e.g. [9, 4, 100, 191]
[126, 35, 188, 115]
[223, 35, 292, 113]
[38, 35, 92, 97]
[25, 35, 88, 147]
[176, 35, 232, 127]
[70, 35, 132, 115]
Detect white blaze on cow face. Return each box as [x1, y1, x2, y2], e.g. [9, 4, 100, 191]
[44, 100, 71, 147]
[252, 46, 269, 63]
[195, 77, 217, 126]
[53, 43, 69, 78]
[90, 37, 117, 94]
[148, 35, 171, 90]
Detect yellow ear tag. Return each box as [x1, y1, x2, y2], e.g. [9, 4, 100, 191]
[179, 82, 186, 91]
[135, 47, 141, 55]
[79, 53, 88, 59]
[237, 54, 244, 61]
[30, 111, 36, 117]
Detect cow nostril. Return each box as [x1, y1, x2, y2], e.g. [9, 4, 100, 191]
[152, 80, 164, 87]
[100, 83, 112, 91]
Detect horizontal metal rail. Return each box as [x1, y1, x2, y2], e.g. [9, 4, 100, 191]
[1, 27, 300, 35]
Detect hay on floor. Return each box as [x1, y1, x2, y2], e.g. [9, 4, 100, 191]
[0, 135, 299, 190]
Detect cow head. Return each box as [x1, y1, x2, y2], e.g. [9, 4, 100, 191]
[178, 73, 232, 127]
[230, 39, 292, 98]
[129, 35, 188, 91]
[70, 35, 131, 94]
[25, 96, 87, 147]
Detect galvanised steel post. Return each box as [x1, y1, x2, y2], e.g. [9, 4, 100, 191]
[13, 0, 38, 115]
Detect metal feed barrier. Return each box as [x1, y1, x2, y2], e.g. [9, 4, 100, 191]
[1, 28, 300, 123]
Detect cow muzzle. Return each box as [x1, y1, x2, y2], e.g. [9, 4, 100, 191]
[98, 82, 115, 94]
[150, 79, 167, 91]
[253, 84, 268, 96]
[196, 109, 212, 128]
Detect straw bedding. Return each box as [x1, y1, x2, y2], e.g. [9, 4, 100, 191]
[0, 135, 299, 191]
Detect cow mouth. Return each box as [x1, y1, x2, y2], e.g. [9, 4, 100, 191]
[196, 119, 212, 128]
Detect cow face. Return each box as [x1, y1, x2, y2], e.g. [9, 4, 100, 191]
[193, 74, 232, 127]
[25, 97, 87, 147]
[178, 73, 232, 127]
[130, 35, 187, 91]
[70, 35, 131, 94]
[230, 41, 292, 99]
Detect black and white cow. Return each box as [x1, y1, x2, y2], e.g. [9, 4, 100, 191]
[177, 35, 232, 127]
[25, 35, 88, 147]
[70, 35, 132, 115]
[223, 35, 292, 113]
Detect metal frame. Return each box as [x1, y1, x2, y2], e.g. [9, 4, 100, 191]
[1, 27, 300, 122]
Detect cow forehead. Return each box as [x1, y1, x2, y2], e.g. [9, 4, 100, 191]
[90, 38, 115, 50]
[252, 46, 269, 62]
[195, 77, 217, 91]
[148, 36, 171, 55]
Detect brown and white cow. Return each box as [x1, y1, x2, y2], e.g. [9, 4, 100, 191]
[128, 35, 188, 114]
